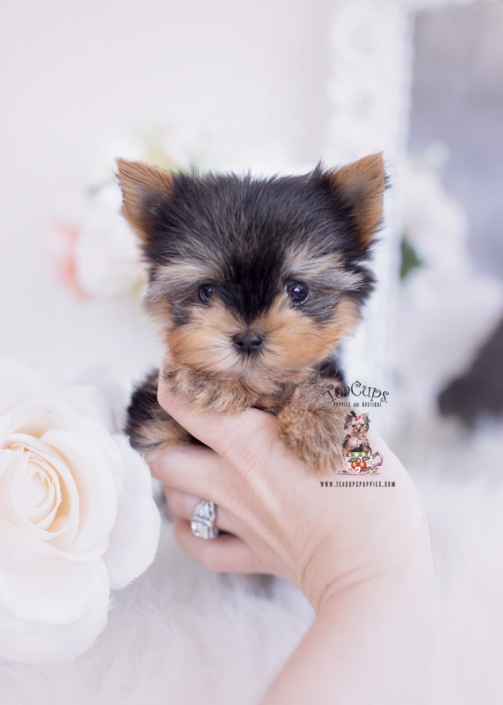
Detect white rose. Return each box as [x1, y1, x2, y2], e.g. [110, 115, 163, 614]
[0, 357, 161, 665]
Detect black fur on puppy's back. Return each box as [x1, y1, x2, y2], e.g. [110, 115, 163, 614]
[124, 370, 199, 458]
[125, 370, 167, 455]
[125, 371, 202, 456]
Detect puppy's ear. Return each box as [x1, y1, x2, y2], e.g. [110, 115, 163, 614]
[329, 153, 386, 251]
[115, 159, 174, 244]
[344, 411, 356, 428]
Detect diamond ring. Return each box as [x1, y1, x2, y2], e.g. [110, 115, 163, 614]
[191, 499, 219, 540]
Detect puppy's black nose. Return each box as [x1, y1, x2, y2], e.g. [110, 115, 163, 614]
[232, 331, 264, 354]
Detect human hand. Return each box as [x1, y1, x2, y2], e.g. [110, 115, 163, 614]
[150, 387, 433, 614]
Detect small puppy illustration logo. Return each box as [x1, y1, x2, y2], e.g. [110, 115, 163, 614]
[338, 411, 383, 475]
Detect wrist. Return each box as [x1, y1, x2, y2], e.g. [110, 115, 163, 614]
[300, 539, 433, 615]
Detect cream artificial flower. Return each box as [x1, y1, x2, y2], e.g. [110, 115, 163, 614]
[0, 357, 161, 665]
[74, 183, 147, 299]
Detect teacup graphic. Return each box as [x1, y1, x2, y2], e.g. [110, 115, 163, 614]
[338, 450, 384, 475]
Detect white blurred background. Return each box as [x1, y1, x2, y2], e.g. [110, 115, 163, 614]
[1, 1, 502, 703]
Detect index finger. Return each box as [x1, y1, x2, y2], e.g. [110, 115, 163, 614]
[150, 443, 229, 501]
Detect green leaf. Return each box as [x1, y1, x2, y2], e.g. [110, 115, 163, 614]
[400, 235, 424, 280]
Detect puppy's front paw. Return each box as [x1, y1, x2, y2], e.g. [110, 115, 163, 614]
[162, 365, 252, 413]
[125, 370, 191, 460]
[277, 384, 346, 474]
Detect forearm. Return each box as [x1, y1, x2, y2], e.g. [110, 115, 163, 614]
[261, 565, 435, 705]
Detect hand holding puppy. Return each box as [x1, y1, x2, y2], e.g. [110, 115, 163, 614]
[152, 386, 432, 614]
[152, 389, 435, 704]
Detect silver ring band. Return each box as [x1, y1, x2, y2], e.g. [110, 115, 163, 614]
[191, 499, 219, 540]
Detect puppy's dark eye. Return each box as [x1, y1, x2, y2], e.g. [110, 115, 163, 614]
[284, 280, 309, 304]
[198, 283, 216, 303]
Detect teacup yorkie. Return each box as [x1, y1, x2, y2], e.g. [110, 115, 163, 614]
[117, 153, 385, 473]
[342, 411, 372, 456]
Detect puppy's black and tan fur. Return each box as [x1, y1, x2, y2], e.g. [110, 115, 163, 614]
[117, 154, 385, 473]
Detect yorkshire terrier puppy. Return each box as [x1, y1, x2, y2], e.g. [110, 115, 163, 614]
[117, 154, 385, 473]
[342, 411, 372, 456]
